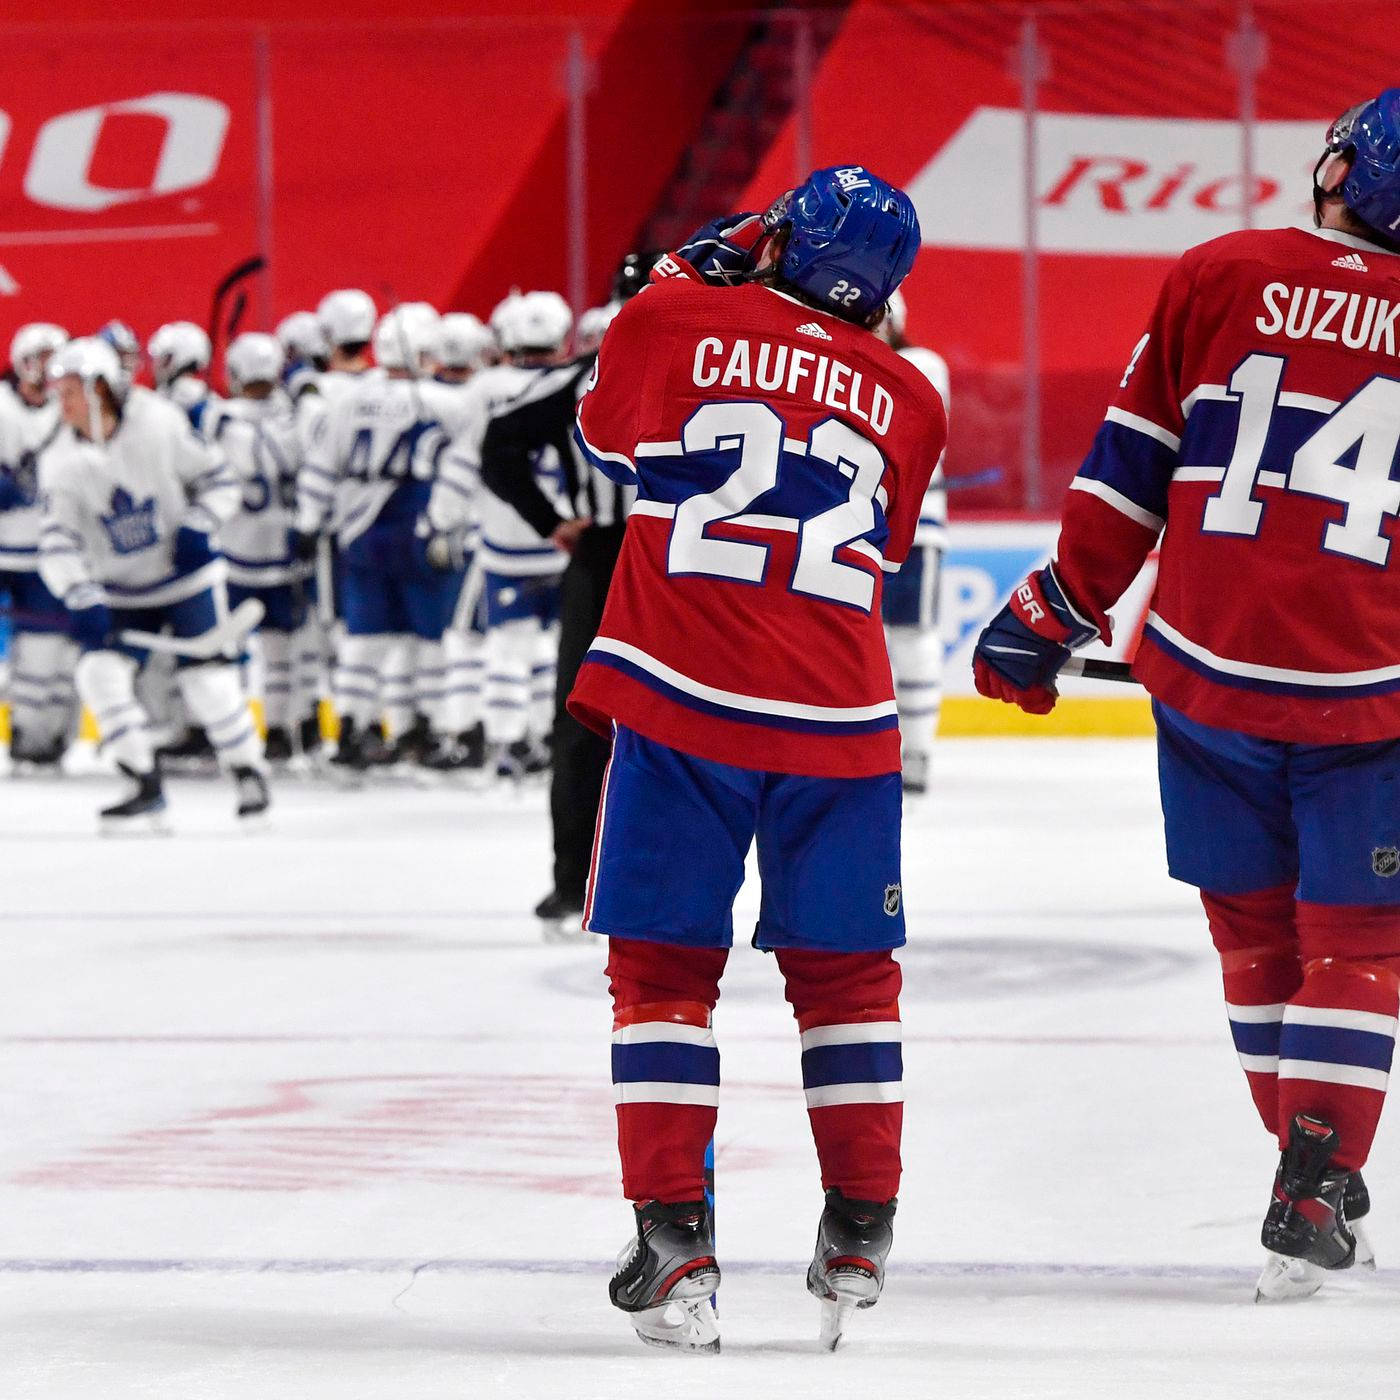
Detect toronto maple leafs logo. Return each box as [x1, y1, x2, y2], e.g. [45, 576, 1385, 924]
[101, 486, 159, 555]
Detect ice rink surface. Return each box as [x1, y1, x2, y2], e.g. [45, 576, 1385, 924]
[3, 739, 1398, 1399]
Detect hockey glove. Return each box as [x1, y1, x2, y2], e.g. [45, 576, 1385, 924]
[422, 531, 467, 572]
[0, 469, 23, 511]
[674, 207, 784, 286]
[973, 565, 1098, 715]
[174, 510, 218, 574]
[66, 585, 114, 651]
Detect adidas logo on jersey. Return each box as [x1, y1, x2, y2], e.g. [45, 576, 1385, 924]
[1333, 252, 1369, 272]
[795, 321, 832, 340]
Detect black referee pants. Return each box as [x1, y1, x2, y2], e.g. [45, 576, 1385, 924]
[550, 523, 625, 901]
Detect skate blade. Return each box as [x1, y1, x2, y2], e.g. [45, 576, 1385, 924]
[815, 1269, 880, 1350]
[630, 1295, 720, 1354]
[100, 812, 172, 838]
[1255, 1252, 1329, 1302]
[1352, 1220, 1377, 1271]
[819, 1296, 858, 1351]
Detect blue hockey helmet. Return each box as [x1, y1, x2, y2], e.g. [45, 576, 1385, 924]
[776, 165, 920, 322]
[1323, 89, 1400, 240]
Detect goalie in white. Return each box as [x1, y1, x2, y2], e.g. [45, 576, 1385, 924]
[38, 338, 269, 828]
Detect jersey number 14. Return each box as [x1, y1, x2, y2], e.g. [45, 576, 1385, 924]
[1201, 353, 1400, 566]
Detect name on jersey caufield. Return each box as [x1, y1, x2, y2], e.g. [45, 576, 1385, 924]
[691, 337, 894, 436]
[1256, 282, 1400, 356]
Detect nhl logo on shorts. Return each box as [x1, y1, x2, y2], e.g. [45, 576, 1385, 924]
[1372, 847, 1400, 878]
[883, 883, 902, 916]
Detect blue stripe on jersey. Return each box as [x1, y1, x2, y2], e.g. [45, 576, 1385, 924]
[1229, 1019, 1283, 1057]
[585, 649, 901, 737]
[1141, 624, 1400, 700]
[1077, 421, 1175, 520]
[1278, 1024, 1395, 1074]
[800, 1041, 903, 1090]
[611, 1042, 721, 1086]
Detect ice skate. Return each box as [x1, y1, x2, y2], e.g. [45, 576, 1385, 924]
[535, 888, 587, 943]
[609, 1199, 720, 1353]
[263, 725, 295, 766]
[806, 1188, 896, 1350]
[233, 766, 271, 825]
[8, 727, 66, 775]
[156, 725, 217, 773]
[329, 718, 370, 786]
[100, 762, 170, 835]
[1256, 1115, 1356, 1302]
[1346, 1171, 1376, 1269]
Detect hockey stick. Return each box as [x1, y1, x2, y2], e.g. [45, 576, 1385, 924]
[119, 599, 265, 660]
[1061, 656, 1136, 684]
[208, 256, 267, 365]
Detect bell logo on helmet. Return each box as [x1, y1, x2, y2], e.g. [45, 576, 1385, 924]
[834, 166, 872, 193]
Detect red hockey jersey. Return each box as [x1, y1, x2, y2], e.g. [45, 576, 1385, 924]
[570, 274, 946, 777]
[1057, 225, 1400, 745]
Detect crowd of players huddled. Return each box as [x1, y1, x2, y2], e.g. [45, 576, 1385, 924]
[0, 263, 949, 832]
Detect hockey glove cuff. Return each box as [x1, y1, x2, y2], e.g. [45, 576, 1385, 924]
[67, 587, 114, 651]
[174, 512, 218, 573]
[973, 565, 1099, 715]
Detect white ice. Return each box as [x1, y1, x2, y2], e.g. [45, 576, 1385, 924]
[2, 742, 1397, 1399]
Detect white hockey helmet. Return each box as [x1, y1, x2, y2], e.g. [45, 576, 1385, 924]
[317, 288, 377, 349]
[490, 289, 573, 355]
[10, 322, 68, 387]
[48, 335, 131, 404]
[147, 320, 212, 386]
[575, 302, 620, 354]
[437, 312, 495, 370]
[372, 303, 440, 373]
[275, 310, 329, 367]
[225, 332, 285, 395]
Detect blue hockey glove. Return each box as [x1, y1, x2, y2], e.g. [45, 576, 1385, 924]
[66, 586, 114, 651]
[0, 469, 23, 511]
[174, 516, 217, 573]
[973, 565, 1098, 715]
[287, 527, 319, 564]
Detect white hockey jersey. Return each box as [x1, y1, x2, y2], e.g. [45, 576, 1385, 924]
[428, 362, 568, 578]
[298, 374, 471, 549]
[0, 380, 63, 571]
[205, 391, 305, 587]
[899, 344, 950, 547]
[39, 388, 239, 609]
[161, 373, 223, 437]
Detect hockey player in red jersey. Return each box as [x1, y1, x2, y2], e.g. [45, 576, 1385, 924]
[974, 92, 1400, 1301]
[570, 167, 945, 1351]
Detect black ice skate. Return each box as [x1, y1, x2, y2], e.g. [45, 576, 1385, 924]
[390, 713, 431, 765]
[535, 889, 587, 944]
[363, 719, 397, 767]
[1256, 1114, 1356, 1302]
[297, 711, 323, 760]
[457, 721, 486, 772]
[330, 717, 370, 783]
[8, 727, 65, 773]
[263, 726, 294, 765]
[418, 732, 467, 775]
[610, 1199, 721, 1353]
[100, 762, 169, 835]
[233, 766, 271, 824]
[156, 726, 216, 772]
[806, 1188, 896, 1350]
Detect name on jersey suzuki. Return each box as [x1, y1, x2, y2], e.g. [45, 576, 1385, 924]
[691, 337, 895, 437]
[1256, 282, 1400, 356]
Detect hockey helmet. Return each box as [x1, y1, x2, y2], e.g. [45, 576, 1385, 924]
[775, 165, 920, 323]
[275, 310, 330, 368]
[372, 303, 440, 373]
[1321, 89, 1400, 240]
[437, 312, 495, 370]
[147, 320, 212, 387]
[490, 290, 572, 355]
[317, 288, 377, 349]
[10, 322, 68, 387]
[226, 332, 285, 395]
